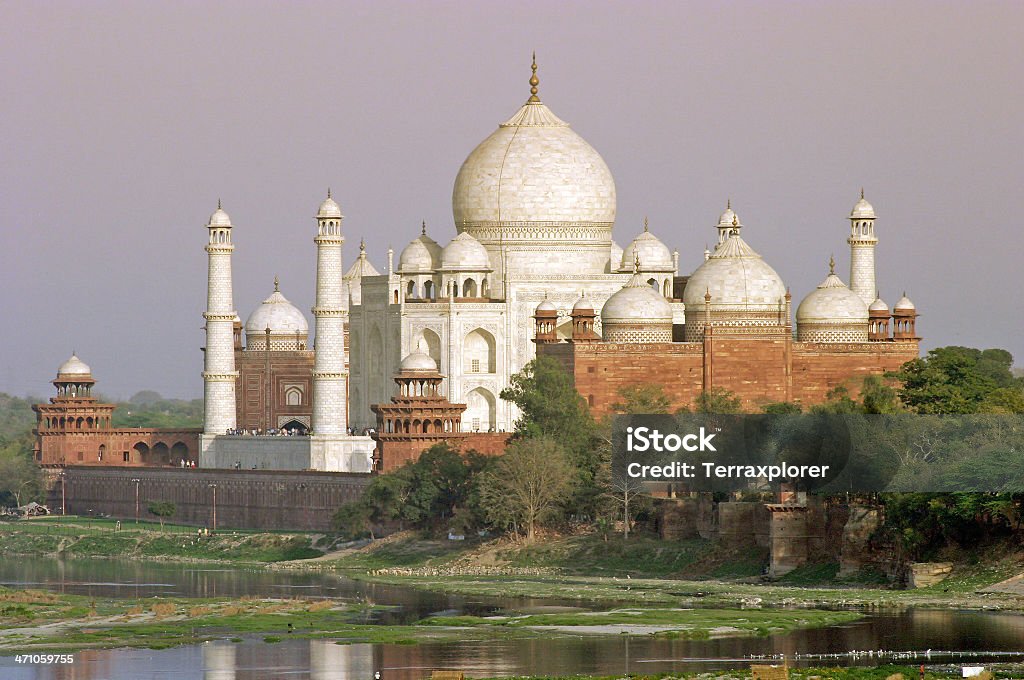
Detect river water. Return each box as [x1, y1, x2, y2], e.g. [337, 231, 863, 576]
[1, 558, 1023, 679]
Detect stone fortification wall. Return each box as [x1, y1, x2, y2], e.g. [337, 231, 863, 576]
[45, 467, 370, 532]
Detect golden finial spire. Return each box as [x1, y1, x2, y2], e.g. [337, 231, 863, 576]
[829, 255, 835, 275]
[643, 216, 649, 232]
[217, 198, 222, 210]
[860, 187, 865, 200]
[327, 187, 332, 199]
[359, 238, 366, 253]
[633, 253, 641, 273]
[421, 220, 427, 236]
[274, 275, 280, 292]
[732, 214, 738, 227]
[528, 52, 540, 103]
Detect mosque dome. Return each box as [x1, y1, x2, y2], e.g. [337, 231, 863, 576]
[894, 294, 916, 311]
[245, 284, 308, 337]
[717, 205, 741, 229]
[207, 204, 232, 227]
[850, 192, 876, 219]
[344, 240, 381, 280]
[683, 235, 787, 309]
[601, 273, 673, 343]
[869, 297, 889, 313]
[440, 232, 491, 271]
[797, 272, 869, 324]
[57, 353, 92, 376]
[398, 226, 442, 273]
[452, 61, 615, 238]
[620, 221, 674, 271]
[400, 349, 438, 373]
[317, 191, 342, 219]
[796, 265, 869, 343]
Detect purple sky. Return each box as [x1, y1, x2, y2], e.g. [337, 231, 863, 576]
[2, 1, 1021, 399]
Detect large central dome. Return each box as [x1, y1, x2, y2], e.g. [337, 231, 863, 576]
[452, 63, 616, 245]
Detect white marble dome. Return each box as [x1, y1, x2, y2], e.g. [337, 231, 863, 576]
[851, 194, 876, 219]
[400, 349, 438, 372]
[602, 274, 673, 323]
[683, 234, 787, 309]
[399, 231, 442, 273]
[452, 99, 616, 233]
[207, 206, 232, 227]
[894, 294, 916, 311]
[717, 206, 741, 228]
[317, 192, 342, 219]
[869, 297, 889, 313]
[245, 287, 308, 336]
[572, 294, 594, 312]
[58, 353, 92, 376]
[797, 272, 869, 324]
[535, 298, 557, 313]
[441, 232, 491, 271]
[621, 226, 674, 271]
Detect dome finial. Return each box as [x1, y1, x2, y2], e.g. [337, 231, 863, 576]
[860, 187, 865, 200]
[732, 213, 738, 227]
[528, 51, 540, 103]
[633, 253, 641, 274]
[274, 275, 280, 292]
[217, 198, 222, 210]
[421, 220, 427, 236]
[359, 238, 366, 253]
[829, 254, 835, 275]
[643, 216, 649, 232]
[726, 197, 731, 210]
[327, 187, 332, 199]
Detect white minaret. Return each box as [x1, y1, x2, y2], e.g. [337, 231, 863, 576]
[202, 201, 238, 435]
[848, 189, 878, 306]
[311, 190, 347, 435]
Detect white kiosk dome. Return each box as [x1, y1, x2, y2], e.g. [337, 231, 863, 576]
[796, 261, 869, 342]
[620, 220, 674, 271]
[441, 232, 491, 271]
[400, 349, 438, 373]
[399, 224, 442, 273]
[601, 272, 673, 343]
[317, 190, 342, 219]
[58, 353, 92, 376]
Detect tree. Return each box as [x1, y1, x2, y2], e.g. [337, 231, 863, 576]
[605, 467, 647, 540]
[478, 437, 572, 543]
[611, 384, 672, 415]
[892, 346, 1023, 414]
[500, 357, 602, 517]
[762, 401, 803, 414]
[147, 501, 176, 530]
[690, 387, 742, 414]
[0, 431, 42, 509]
[333, 500, 373, 540]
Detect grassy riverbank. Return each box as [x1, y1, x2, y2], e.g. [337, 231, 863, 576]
[0, 586, 860, 652]
[0, 516, 321, 563]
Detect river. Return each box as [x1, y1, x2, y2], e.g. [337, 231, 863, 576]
[1, 558, 1023, 679]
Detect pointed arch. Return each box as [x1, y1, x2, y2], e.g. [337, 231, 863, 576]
[464, 328, 496, 374]
[465, 387, 496, 432]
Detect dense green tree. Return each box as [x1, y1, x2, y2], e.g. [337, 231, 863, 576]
[689, 387, 742, 414]
[477, 437, 572, 543]
[762, 401, 803, 414]
[892, 346, 1023, 414]
[0, 431, 42, 508]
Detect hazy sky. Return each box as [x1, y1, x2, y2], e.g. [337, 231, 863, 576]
[2, 1, 1022, 399]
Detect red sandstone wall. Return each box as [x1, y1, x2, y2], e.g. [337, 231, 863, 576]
[36, 429, 201, 467]
[790, 343, 918, 404]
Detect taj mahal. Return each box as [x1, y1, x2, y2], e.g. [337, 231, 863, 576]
[39, 58, 913, 475]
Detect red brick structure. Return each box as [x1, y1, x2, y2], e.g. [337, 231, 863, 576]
[33, 355, 200, 467]
[540, 327, 919, 415]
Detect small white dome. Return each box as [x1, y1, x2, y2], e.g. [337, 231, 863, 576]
[850, 192, 876, 219]
[620, 225, 674, 272]
[400, 349, 438, 372]
[535, 298, 557, 313]
[601, 273, 673, 324]
[683, 234, 787, 308]
[344, 241, 380, 280]
[869, 297, 889, 313]
[797, 272, 869, 323]
[317, 191, 342, 219]
[717, 205, 742, 228]
[58, 353, 92, 376]
[398, 228, 442, 273]
[245, 287, 308, 336]
[207, 205, 232, 227]
[572, 294, 594, 312]
[440, 232, 491, 271]
[894, 294, 916, 311]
